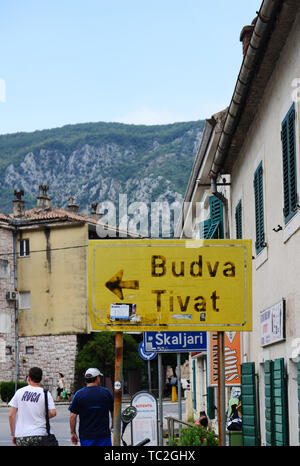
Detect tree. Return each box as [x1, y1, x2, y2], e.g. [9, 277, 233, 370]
[75, 332, 144, 388]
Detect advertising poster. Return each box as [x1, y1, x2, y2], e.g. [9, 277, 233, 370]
[207, 331, 242, 386]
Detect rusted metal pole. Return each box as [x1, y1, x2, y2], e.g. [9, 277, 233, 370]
[113, 331, 123, 446]
[217, 331, 226, 446]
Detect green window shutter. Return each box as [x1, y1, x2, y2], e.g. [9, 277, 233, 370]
[281, 103, 297, 223]
[207, 195, 224, 239]
[264, 358, 289, 446]
[207, 387, 215, 420]
[199, 218, 211, 239]
[241, 362, 260, 446]
[264, 360, 274, 445]
[254, 162, 265, 254]
[192, 359, 196, 410]
[235, 200, 242, 239]
[273, 358, 288, 446]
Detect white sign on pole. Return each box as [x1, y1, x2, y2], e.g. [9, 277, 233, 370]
[131, 391, 158, 446]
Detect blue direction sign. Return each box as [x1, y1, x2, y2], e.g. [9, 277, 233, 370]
[144, 331, 207, 353]
[138, 342, 157, 360]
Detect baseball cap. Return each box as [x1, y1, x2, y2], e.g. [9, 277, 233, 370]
[84, 368, 103, 379]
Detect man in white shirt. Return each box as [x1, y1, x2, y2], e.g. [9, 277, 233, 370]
[8, 367, 56, 446]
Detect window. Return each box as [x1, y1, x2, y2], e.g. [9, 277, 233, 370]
[199, 195, 224, 239]
[0, 259, 9, 278]
[235, 200, 242, 239]
[26, 346, 34, 355]
[254, 162, 265, 254]
[19, 239, 30, 257]
[281, 103, 297, 223]
[19, 291, 31, 310]
[6, 346, 12, 355]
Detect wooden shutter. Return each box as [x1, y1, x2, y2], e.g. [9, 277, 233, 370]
[207, 387, 215, 420]
[273, 358, 288, 445]
[241, 362, 260, 445]
[264, 360, 274, 445]
[235, 200, 242, 239]
[281, 103, 297, 223]
[264, 358, 288, 446]
[199, 219, 211, 239]
[207, 195, 224, 239]
[192, 359, 196, 409]
[254, 162, 265, 254]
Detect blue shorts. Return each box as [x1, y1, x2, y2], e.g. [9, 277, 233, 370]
[80, 436, 112, 446]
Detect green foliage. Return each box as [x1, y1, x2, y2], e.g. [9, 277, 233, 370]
[0, 381, 27, 403]
[0, 120, 204, 214]
[75, 332, 144, 385]
[168, 426, 218, 447]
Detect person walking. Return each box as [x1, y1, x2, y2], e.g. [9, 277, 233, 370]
[68, 368, 113, 446]
[8, 367, 56, 446]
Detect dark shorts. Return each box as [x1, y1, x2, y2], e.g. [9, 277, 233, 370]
[80, 436, 112, 446]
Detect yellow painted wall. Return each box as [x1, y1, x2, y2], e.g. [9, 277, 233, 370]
[17, 223, 89, 336]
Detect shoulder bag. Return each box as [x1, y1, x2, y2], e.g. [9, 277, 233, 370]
[40, 388, 59, 446]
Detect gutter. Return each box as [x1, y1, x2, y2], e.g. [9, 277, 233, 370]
[209, 0, 282, 188]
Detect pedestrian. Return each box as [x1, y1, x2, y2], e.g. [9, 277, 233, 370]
[8, 367, 56, 446]
[195, 411, 209, 429]
[69, 367, 114, 446]
[56, 372, 67, 401]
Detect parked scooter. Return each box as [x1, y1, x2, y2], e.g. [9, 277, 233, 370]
[121, 405, 150, 446]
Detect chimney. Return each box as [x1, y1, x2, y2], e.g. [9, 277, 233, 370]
[90, 202, 104, 220]
[12, 189, 25, 217]
[240, 17, 257, 56]
[67, 196, 79, 213]
[37, 184, 51, 209]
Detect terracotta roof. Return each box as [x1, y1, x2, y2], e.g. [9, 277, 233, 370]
[8, 206, 99, 225]
[0, 213, 10, 222]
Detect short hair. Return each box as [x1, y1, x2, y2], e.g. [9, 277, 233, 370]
[85, 376, 97, 383]
[29, 367, 43, 383]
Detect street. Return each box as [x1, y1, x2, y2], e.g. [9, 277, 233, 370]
[0, 399, 186, 446]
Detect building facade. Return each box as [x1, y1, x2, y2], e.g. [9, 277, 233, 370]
[177, 0, 300, 446]
[0, 185, 123, 398]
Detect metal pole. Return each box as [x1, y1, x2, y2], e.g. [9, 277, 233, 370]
[148, 360, 152, 393]
[113, 331, 123, 446]
[13, 230, 19, 393]
[217, 331, 226, 446]
[158, 353, 163, 446]
[177, 353, 182, 436]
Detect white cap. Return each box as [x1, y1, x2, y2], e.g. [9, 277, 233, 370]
[84, 368, 103, 379]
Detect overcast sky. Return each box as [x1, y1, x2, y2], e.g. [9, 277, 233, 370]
[0, 0, 262, 134]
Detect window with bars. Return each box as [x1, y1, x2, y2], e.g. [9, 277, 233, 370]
[281, 103, 298, 224]
[235, 200, 242, 239]
[19, 239, 30, 257]
[254, 162, 265, 254]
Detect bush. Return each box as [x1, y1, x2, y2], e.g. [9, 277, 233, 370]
[167, 425, 218, 446]
[0, 382, 27, 403]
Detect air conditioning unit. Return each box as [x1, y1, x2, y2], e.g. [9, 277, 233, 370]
[6, 291, 17, 301]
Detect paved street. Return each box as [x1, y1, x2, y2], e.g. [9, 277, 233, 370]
[0, 399, 186, 446]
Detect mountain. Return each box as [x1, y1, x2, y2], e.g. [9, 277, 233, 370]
[0, 120, 204, 215]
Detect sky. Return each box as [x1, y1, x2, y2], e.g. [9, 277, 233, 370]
[0, 0, 262, 135]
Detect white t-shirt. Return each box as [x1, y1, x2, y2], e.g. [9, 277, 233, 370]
[9, 385, 56, 437]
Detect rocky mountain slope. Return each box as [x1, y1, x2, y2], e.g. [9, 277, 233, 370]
[0, 120, 204, 215]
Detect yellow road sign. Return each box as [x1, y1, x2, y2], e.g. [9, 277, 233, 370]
[88, 239, 252, 332]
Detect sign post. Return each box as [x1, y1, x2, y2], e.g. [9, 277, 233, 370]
[113, 332, 123, 446]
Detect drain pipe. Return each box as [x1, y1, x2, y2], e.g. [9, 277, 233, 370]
[209, 0, 281, 180]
